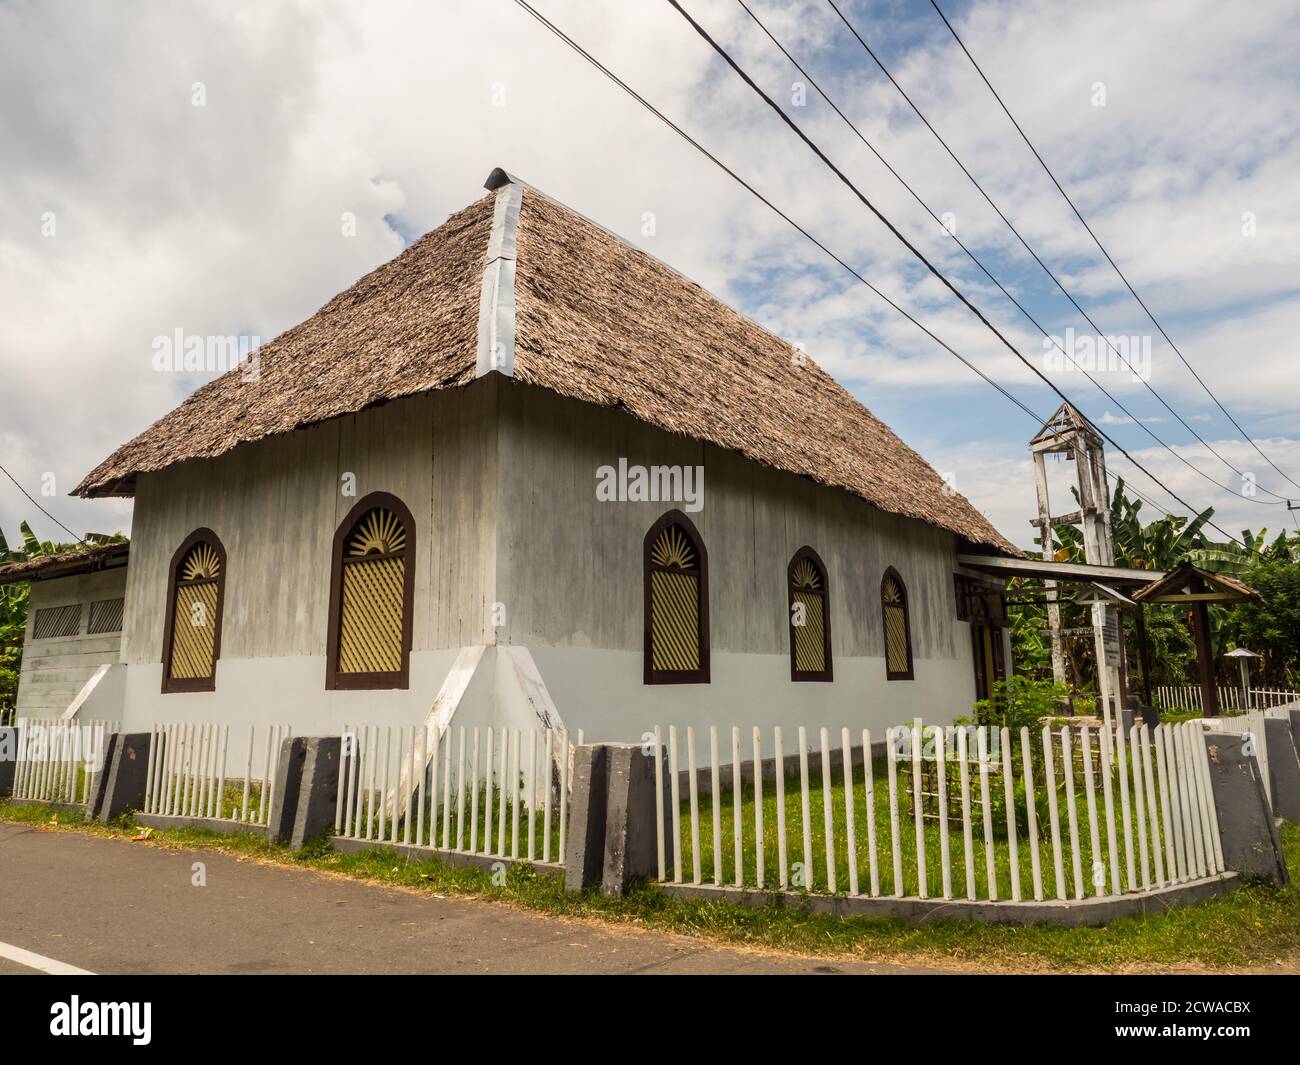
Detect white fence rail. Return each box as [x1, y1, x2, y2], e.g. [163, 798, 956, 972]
[336, 723, 576, 867]
[654, 721, 1222, 903]
[11, 718, 117, 805]
[143, 722, 290, 826]
[1155, 685, 1297, 713]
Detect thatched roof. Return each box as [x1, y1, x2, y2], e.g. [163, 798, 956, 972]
[0, 541, 129, 585]
[75, 170, 1017, 554]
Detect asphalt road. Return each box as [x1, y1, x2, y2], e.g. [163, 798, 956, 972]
[0, 823, 932, 975]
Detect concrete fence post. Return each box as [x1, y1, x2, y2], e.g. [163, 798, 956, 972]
[290, 737, 343, 851]
[563, 745, 609, 892]
[563, 742, 673, 897]
[267, 736, 308, 845]
[94, 732, 151, 823]
[1263, 716, 1300, 823]
[1202, 730, 1289, 887]
[0, 726, 16, 799]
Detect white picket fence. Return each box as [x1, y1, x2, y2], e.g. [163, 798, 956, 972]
[654, 721, 1223, 903]
[336, 723, 578, 866]
[11, 718, 117, 806]
[143, 722, 290, 826]
[1155, 685, 1297, 713]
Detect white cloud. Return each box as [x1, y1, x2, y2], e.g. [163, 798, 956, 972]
[1, 0, 1296, 549]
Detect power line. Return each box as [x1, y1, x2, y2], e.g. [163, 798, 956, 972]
[665, 0, 1244, 545]
[733, 0, 1280, 510]
[928, 0, 1300, 497]
[510, 0, 1042, 425]
[822, 0, 1291, 504]
[0, 462, 84, 544]
[511, 0, 1234, 543]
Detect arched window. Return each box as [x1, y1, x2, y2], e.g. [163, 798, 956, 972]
[788, 547, 832, 682]
[644, 510, 709, 684]
[161, 529, 226, 693]
[881, 568, 914, 681]
[326, 493, 415, 690]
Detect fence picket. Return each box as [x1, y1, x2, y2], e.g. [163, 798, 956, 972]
[862, 729, 880, 898]
[1139, 726, 1163, 885]
[957, 726, 975, 901]
[1001, 726, 1021, 902]
[1098, 725, 1121, 893]
[935, 726, 952, 900]
[709, 726, 721, 887]
[1129, 725, 1150, 890]
[1041, 725, 1065, 901]
[731, 726, 742, 888]
[1061, 727, 1084, 900]
[798, 727, 813, 890]
[774, 726, 788, 890]
[543, 729, 554, 864]
[687, 726, 701, 886]
[1161, 724, 1187, 881]
[886, 726, 903, 897]
[911, 723, 927, 899]
[1080, 726, 1105, 896]
[841, 727, 859, 898]
[752, 727, 764, 890]
[977, 726, 996, 901]
[668, 726, 681, 884]
[820, 728, 836, 896]
[654, 725, 665, 881]
[1021, 727, 1044, 902]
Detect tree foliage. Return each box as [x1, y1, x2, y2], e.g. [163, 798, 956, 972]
[1008, 482, 1300, 693]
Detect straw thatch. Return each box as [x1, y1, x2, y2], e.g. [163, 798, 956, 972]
[0, 541, 129, 585]
[1132, 562, 1263, 605]
[75, 177, 1017, 554]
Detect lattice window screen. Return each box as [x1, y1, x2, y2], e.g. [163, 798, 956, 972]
[882, 574, 911, 677]
[337, 508, 407, 675]
[169, 543, 220, 681]
[649, 525, 701, 673]
[32, 603, 81, 640]
[88, 597, 124, 635]
[790, 557, 826, 674]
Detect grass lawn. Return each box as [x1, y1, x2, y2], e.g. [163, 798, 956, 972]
[2, 799, 1297, 972]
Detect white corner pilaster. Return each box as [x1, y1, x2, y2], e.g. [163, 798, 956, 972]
[475, 180, 522, 378]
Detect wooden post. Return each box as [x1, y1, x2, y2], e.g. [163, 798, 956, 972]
[1190, 577, 1218, 717]
[1134, 605, 1154, 709]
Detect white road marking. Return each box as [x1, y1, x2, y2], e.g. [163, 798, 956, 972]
[0, 940, 95, 976]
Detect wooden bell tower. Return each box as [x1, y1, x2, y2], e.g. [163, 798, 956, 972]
[1030, 403, 1124, 722]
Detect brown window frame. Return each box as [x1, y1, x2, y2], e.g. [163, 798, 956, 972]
[788, 546, 832, 682]
[326, 492, 416, 691]
[643, 509, 710, 685]
[160, 528, 226, 694]
[881, 566, 915, 681]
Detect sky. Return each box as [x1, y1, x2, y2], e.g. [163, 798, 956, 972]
[2, 0, 1298, 552]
